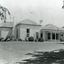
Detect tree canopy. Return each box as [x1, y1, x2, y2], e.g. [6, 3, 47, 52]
[0, 5, 11, 21]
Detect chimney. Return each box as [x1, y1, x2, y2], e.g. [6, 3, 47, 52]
[39, 20, 43, 25]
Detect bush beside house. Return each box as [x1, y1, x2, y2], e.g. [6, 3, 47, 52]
[28, 36, 34, 41]
[18, 38, 22, 41]
[0, 35, 44, 42]
[38, 37, 44, 42]
[0, 37, 4, 41]
[4, 36, 12, 41]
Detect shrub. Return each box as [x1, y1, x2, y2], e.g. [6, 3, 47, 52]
[38, 37, 44, 42]
[60, 39, 62, 41]
[35, 39, 38, 42]
[25, 37, 28, 41]
[28, 36, 34, 41]
[18, 38, 22, 41]
[0, 37, 4, 41]
[11, 35, 15, 40]
[4, 36, 11, 41]
[14, 39, 17, 41]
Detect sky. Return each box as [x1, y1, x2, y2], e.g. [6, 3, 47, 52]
[0, 0, 64, 27]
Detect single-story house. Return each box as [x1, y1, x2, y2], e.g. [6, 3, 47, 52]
[15, 19, 42, 40]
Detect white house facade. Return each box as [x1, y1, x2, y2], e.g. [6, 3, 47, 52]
[0, 19, 64, 41]
[15, 19, 41, 40]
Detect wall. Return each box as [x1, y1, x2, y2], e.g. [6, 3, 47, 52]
[0, 27, 12, 39]
[20, 28, 39, 40]
[16, 24, 41, 40]
[30, 29, 39, 39]
[20, 28, 26, 40]
[16, 24, 41, 29]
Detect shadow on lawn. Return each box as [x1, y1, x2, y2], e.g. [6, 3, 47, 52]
[16, 49, 64, 64]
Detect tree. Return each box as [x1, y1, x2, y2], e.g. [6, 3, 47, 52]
[62, 0, 64, 9]
[0, 5, 11, 22]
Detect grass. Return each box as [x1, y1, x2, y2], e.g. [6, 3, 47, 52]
[0, 41, 64, 64]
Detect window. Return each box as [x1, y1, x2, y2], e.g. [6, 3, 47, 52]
[26, 29, 30, 37]
[61, 34, 63, 36]
[56, 33, 59, 39]
[52, 33, 55, 39]
[26, 29, 30, 33]
[40, 33, 43, 38]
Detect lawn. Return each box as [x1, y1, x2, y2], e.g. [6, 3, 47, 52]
[0, 41, 64, 64]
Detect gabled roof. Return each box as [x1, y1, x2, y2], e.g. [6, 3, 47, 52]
[0, 22, 13, 28]
[16, 19, 41, 26]
[41, 24, 59, 30]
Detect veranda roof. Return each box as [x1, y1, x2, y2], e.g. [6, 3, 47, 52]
[41, 24, 59, 30]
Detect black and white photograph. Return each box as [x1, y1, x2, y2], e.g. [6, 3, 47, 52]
[0, 0, 64, 64]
